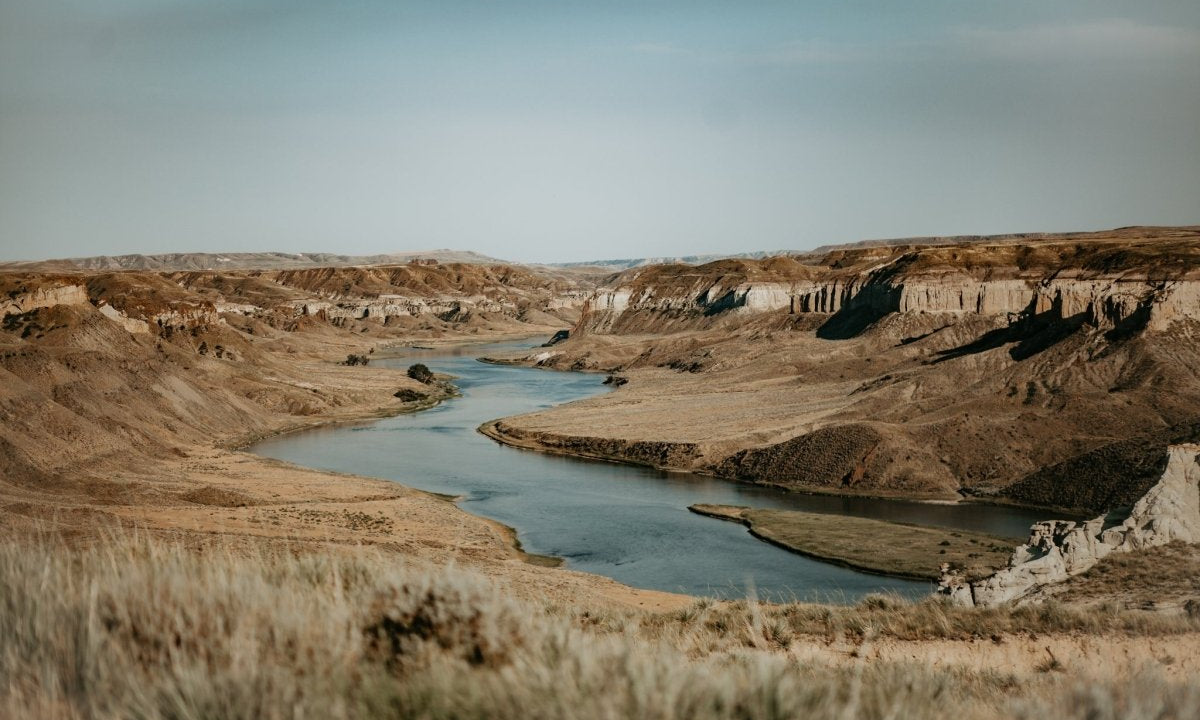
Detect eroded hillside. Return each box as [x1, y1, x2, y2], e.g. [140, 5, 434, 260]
[0, 263, 585, 511]
[489, 227, 1200, 514]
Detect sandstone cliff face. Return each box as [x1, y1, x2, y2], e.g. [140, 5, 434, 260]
[2, 263, 585, 345]
[96, 303, 151, 334]
[514, 229, 1200, 512]
[576, 232, 1200, 338]
[1, 283, 90, 317]
[173, 264, 586, 328]
[941, 444, 1200, 607]
[0, 275, 221, 337]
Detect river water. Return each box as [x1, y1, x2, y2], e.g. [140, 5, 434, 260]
[250, 340, 1050, 601]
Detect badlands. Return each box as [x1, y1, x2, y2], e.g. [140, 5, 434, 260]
[4, 227, 1200, 718]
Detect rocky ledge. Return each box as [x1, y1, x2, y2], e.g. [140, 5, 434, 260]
[940, 444, 1200, 607]
[576, 231, 1200, 338]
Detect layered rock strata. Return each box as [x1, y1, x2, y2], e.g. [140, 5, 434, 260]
[577, 235, 1200, 337]
[2, 263, 584, 340]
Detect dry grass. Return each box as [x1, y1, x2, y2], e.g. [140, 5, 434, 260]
[633, 591, 1200, 647]
[1054, 541, 1200, 609]
[3, 531, 1200, 720]
[691, 504, 1017, 580]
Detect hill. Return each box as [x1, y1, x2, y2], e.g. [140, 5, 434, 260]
[0, 249, 507, 272]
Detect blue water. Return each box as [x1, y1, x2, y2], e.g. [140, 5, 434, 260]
[250, 340, 1049, 601]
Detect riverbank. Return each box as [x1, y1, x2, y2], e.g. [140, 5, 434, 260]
[478, 419, 702, 472]
[479, 417, 970, 503]
[0, 321, 686, 612]
[689, 504, 1018, 581]
[23, 425, 687, 614]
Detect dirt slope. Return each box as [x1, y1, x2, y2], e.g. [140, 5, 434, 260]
[487, 227, 1200, 513]
[0, 264, 689, 611]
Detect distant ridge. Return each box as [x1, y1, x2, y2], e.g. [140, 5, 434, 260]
[544, 250, 792, 272]
[548, 225, 1200, 271]
[804, 225, 1200, 255]
[5, 226, 1196, 273]
[0, 249, 507, 272]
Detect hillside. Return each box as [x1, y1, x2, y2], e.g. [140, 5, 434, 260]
[0, 262, 585, 514]
[484, 226, 1200, 514]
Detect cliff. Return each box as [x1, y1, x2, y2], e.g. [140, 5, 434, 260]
[576, 228, 1200, 338]
[940, 444, 1200, 607]
[172, 264, 587, 328]
[494, 227, 1200, 512]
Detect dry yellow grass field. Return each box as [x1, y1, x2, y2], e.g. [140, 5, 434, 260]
[4, 530, 1200, 720]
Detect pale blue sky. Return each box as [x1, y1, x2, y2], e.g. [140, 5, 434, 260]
[1, 1, 1198, 262]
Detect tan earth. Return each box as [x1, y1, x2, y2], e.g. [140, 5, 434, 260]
[0, 264, 679, 611]
[487, 226, 1200, 516]
[4, 233, 1200, 698]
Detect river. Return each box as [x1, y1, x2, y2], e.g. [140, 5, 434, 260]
[249, 340, 1051, 601]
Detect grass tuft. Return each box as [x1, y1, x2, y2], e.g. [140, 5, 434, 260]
[2, 530, 1199, 719]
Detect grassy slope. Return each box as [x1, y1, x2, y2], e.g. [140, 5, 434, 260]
[1053, 541, 1200, 610]
[4, 532, 1200, 720]
[690, 504, 1019, 580]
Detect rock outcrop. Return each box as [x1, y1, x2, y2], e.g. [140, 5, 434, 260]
[96, 303, 151, 334]
[170, 264, 587, 329]
[940, 444, 1200, 607]
[0, 278, 215, 336]
[1, 283, 90, 317]
[2, 262, 588, 344]
[575, 230, 1200, 338]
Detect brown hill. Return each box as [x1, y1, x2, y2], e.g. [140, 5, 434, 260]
[487, 227, 1200, 514]
[0, 263, 582, 502]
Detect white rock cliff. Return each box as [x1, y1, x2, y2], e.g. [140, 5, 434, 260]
[939, 444, 1200, 607]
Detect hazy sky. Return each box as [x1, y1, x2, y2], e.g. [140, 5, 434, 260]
[1, 1, 1198, 263]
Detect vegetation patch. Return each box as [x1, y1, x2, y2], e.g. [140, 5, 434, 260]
[393, 388, 428, 402]
[407, 363, 435, 384]
[712, 424, 883, 490]
[1054, 541, 1200, 610]
[1002, 419, 1200, 514]
[690, 504, 1018, 580]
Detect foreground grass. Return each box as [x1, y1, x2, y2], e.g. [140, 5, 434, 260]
[2, 532, 1199, 719]
[690, 504, 1018, 580]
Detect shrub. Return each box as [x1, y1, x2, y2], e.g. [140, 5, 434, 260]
[393, 388, 428, 402]
[407, 363, 434, 384]
[362, 573, 526, 668]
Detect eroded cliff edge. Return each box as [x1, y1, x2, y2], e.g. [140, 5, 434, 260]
[939, 444, 1200, 607]
[488, 227, 1200, 514]
[0, 262, 587, 500]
